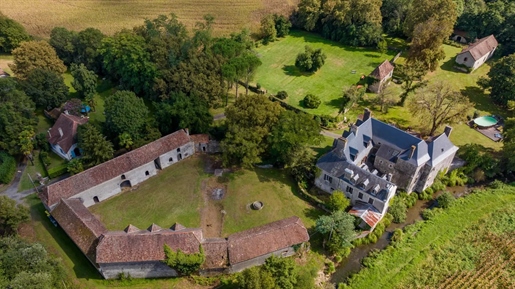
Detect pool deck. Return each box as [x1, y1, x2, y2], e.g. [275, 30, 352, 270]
[468, 118, 504, 142]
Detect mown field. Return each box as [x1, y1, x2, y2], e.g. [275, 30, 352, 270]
[342, 185, 515, 289]
[254, 30, 398, 115]
[1, 0, 298, 38]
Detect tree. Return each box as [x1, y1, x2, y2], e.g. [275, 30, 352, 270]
[269, 110, 321, 164]
[118, 132, 133, 150]
[238, 266, 276, 289]
[100, 31, 156, 96]
[315, 210, 355, 252]
[407, 82, 470, 136]
[263, 255, 298, 289]
[154, 92, 212, 135]
[482, 54, 515, 106]
[163, 245, 205, 276]
[75, 28, 105, 73]
[260, 14, 277, 44]
[397, 61, 426, 104]
[502, 117, 515, 173]
[104, 91, 149, 140]
[70, 63, 97, 100]
[375, 83, 398, 113]
[437, 191, 455, 208]
[403, 0, 458, 38]
[222, 94, 283, 167]
[0, 13, 31, 53]
[276, 91, 288, 100]
[285, 146, 317, 183]
[295, 46, 326, 72]
[274, 14, 292, 38]
[241, 52, 262, 96]
[327, 191, 350, 212]
[66, 158, 84, 175]
[377, 39, 388, 56]
[49, 27, 77, 65]
[77, 123, 114, 167]
[340, 86, 364, 114]
[296, 0, 322, 31]
[18, 128, 34, 165]
[20, 68, 69, 109]
[0, 78, 37, 156]
[9, 40, 66, 79]
[389, 198, 407, 223]
[0, 196, 29, 235]
[63, 98, 82, 116]
[381, 0, 413, 36]
[303, 94, 321, 108]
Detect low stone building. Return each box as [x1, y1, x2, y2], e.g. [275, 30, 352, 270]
[455, 35, 498, 71]
[368, 60, 394, 93]
[47, 113, 89, 160]
[315, 109, 458, 232]
[452, 30, 469, 44]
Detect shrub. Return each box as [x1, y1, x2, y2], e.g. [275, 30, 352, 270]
[327, 191, 350, 211]
[295, 46, 326, 72]
[437, 191, 456, 209]
[389, 198, 407, 223]
[163, 245, 205, 275]
[276, 90, 288, 100]
[391, 228, 403, 245]
[0, 152, 16, 184]
[303, 94, 321, 108]
[47, 164, 68, 179]
[489, 179, 505, 189]
[422, 208, 443, 220]
[39, 151, 50, 166]
[325, 259, 336, 274]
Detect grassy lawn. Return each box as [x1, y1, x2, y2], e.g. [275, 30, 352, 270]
[344, 186, 515, 289]
[90, 156, 206, 230]
[18, 152, 47, 192]
[254, 30, 398, 115]
[220, 167, 323, 236]
[2, 0, 297, 38]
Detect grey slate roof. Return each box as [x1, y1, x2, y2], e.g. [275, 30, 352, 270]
[317, 150, 393, 201]
[427, 134, 459, 167]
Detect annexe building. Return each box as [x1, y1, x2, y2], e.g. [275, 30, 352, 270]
[47, 113, 89, 161]
[455, 35, 498, 71]
[42, 129, 309, 278]
[368, 60, 394, 93]
[315, 109, 458, 232]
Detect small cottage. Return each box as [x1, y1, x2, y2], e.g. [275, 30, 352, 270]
[451, 30, 469, 44]
[368, 60, 394, 93]
[455, 35, 498, 71]
[47, 113, 89, 161]
[0, 68, 10, 78]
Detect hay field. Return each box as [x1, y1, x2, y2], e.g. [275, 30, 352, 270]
[1, 0, 299, 38]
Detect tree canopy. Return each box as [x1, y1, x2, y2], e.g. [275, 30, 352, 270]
[70, 63, 97, 100]
[0, 196, 29, 236]
[104, 90, 150, 140]
[482, 54, 515, 106]
[222, 94, 283, 167]
[77, 123, 114, 168]
[0, 78, 37, 156]
[0, 13, 31, 53]
[295, 46, 326, 72]
[20, 68, 69, 109]
[326, 191, 351, 212]
[9, 40, 66, 79]
[315, 210, 356, 253]
[407, 82, 470, 136]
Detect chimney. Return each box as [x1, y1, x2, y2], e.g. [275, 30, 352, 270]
[409, 145, 416, 159]
[58, 127, 63, 138]
[444, 126, 453, 137]
[363, 108, 371, 121]
[47, 129, 51, 138]
[184, 128, 189, 135]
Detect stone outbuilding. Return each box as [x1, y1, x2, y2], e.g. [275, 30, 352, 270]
[47, 113, 89, 160]
[368, 60, 394, 93]
[455, 35, 498, 71]
[0, 68, 10, 78]
[451, 29, 469, 44]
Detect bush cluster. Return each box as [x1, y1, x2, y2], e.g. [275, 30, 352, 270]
[163, 245, 205, 275]
[276, 90, 288, 100]
[47, 164, 68, 179]
[0, 152, 16, 184]
[303, 94, 321, 109]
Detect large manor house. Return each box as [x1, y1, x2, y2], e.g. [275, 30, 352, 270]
[40, 129, 309, 279]
[315, 109, 458, 232]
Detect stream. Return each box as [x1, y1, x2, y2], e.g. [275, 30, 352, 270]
[330, 185, 470, 284]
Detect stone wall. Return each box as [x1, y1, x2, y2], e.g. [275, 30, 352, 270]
[228, 247, 296, 273]
[99, 261, 178, 279]
[76, 161, 158, 207]
[157, 142, 194, 170]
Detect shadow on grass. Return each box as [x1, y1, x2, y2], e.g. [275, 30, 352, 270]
[440, 57, 463, 72]
[461, 86, 505, 116]
[364, 53, 380, 58]
[26, 194, 103, 281]
[312, 144, 333, 158]
[326, 98, 343, 110]
[282, 64, 304, 77]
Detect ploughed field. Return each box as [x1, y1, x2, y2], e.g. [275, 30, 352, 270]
[2, 0, 299, 38]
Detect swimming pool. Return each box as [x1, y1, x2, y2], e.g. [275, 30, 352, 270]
[474, 116, 498, 128]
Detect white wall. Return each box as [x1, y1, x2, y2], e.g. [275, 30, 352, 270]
[158, 143, 194, 170]
[99, 261, 178, 279]
[51, 144, 72, 161]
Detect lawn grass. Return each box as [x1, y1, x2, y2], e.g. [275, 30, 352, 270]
[343, 186, 515, 289]
[220, 167, 324, 236]
[89, 156, 206, 230]
[2, 0, 298, 38]
[254, 30, 398, 115]
[18, 152, 47, 192]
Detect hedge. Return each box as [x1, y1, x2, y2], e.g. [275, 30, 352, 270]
[0, 152, 16, 184]
[47, 164, 68, 179]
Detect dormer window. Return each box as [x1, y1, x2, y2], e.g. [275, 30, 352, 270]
[350, 154, 356, 161]
[363, 141, 368, 148]
[351, 173, 359, 184]
[361, 179, 369, 189]
[371, 184, 380, 195]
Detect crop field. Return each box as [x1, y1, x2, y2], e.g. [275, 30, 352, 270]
[343, 186, 515, 289]
[2, 0, 299, 38]
[254, 30, 398, 115]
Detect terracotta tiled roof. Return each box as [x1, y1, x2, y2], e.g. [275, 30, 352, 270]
[47, 113, 89, 153]
[202, 238, 228, 269]
[190, 134, 209, 144]
[41, 129, 191, 208]
[171, 222, 186, 231]
[51, 198, 107, 263]
[124, 224, 141, 233]
[96, 227, 203, 263]
[349, 202, 383, 228]
[370, 60, 394, 80]
[227, 216, 309, 264]
[453, 29, 468, 38]
[147, 223, 162, 232]
[459, 35, 498, 60]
